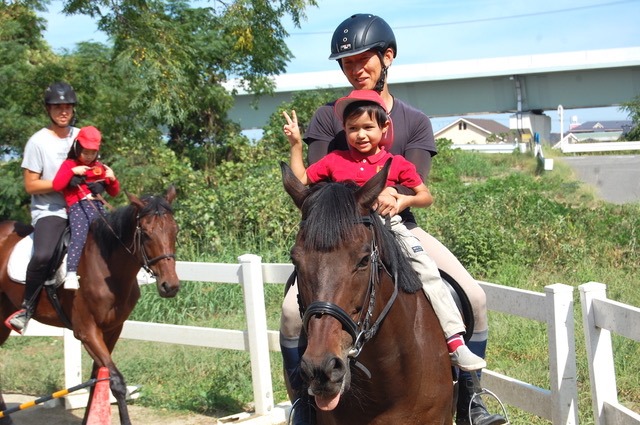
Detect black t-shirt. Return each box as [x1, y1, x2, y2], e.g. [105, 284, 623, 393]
[304, 96, 437, 225]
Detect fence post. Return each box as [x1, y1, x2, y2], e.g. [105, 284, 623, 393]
[580, 282, 617, 425]
[545, 283, 578, 425]
[239, 254, 274, 416]
[63, 327, 83, 408]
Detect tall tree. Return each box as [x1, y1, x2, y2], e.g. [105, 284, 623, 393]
[61, 0, 318, 169]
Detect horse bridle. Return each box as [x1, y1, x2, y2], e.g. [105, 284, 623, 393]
[132, 212, 176, 278]
[300, 215, 399, 359]
[85, 194, 176, 278]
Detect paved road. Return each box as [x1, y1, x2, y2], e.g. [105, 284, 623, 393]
[560, 155, 640, 204]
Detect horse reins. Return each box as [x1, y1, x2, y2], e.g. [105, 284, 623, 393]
[300, 215, 399, 360]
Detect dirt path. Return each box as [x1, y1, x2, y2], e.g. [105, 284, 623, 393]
[3, 394, 217, 425]
[3, 394, 289, 424]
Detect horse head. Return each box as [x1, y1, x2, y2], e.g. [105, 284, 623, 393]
[281, 160, 394, 411]
[128, 185, 180, 298]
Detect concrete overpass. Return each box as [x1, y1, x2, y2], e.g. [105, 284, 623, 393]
[225, 47, 640, 143]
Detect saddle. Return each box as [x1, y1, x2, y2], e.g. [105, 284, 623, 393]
[7, 227, 70, 288]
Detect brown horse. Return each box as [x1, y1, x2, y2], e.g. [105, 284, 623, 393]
[0, 186, 180, 425]
[281, 162, 453, 424]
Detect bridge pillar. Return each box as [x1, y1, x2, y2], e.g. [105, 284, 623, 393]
[509, 111, 551, 145]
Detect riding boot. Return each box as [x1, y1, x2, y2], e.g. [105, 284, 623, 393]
[5, 283, 41, 334]
[455, 339, 507, 425]
[281, 343, 315, 425]
[456, 377, 507, 425]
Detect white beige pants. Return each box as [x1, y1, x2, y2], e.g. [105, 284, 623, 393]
[386, 215, 465, 338]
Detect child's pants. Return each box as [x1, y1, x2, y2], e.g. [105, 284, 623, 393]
[386, 215, 466, 338]
[67, 199, 104, 272]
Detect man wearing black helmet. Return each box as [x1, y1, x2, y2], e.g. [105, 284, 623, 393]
[5, 82, 79, 334]
[280, 14, 507, 425]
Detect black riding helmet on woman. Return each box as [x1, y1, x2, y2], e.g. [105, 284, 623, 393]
[279, 13, 507, 425]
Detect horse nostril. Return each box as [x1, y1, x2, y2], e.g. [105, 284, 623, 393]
[326, 356, 347, 383]
[300, 357, 314, 383]
[160, 281, 179, 297]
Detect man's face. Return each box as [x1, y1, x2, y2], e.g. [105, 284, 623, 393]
[340, 48, 394, 90]
[46, 103, 74, 127]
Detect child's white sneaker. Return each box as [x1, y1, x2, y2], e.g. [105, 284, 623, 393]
[450, 345, 486, 371]
[64, 273, 80, 290]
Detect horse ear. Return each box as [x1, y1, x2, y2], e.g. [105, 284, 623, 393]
[356, 158, 392, 210]
[126, 191, 144, 209]
[280, 161, 309, 210]
[165, 185, 177, 204]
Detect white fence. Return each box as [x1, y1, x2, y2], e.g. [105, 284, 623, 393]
[10, 258, 640, 424]
[557, 141, 640, 154]
[580, 282, 640, 425]
[478, 281, 578, 424]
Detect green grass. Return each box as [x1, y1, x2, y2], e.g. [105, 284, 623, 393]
[1, 148, 639, 423]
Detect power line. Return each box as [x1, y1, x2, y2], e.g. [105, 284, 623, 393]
[289, 0, 639, 35]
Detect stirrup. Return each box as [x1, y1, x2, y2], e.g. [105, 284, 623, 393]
[4, 309, 28, 335]
[469, 373, 510, 424]
[288, 396, 316, 425]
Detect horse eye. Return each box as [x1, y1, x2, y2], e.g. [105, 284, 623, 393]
[357, 255, 370, 269]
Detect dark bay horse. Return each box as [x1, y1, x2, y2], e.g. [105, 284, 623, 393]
[0, 186, 180, 425]
[281, 163, 453, 424]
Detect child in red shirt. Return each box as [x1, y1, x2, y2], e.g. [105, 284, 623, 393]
[283, 90, 485, 372]
[52, 126, 120, 289]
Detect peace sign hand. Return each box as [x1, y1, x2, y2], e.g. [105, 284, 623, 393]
[282, 110, 302, 147]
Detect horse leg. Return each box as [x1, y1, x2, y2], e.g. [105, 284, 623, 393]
[80, 360, 131, 425]
[0, 392, 15, 425]
[80, 327, 131, 425]
[0, 296, 15, 425]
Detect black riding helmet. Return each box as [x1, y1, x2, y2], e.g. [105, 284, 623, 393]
[44, 82, 77, 127]
[329, 14, 397, 60]
[44, 82, 77, 105]
[329, 14, 397, 92]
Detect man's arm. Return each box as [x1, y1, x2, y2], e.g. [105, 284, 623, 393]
[23, 169, 53, 195]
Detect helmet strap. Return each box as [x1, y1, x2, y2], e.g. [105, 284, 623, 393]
[374, 51, 388, 93]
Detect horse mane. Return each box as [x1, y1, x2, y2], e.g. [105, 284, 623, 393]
[91, 194, 174, 255]
[300, 181, 422, 294]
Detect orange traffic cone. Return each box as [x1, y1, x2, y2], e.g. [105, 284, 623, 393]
[86, 367, 112, 425]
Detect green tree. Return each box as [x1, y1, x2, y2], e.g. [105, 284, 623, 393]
[620, 94, 640, 141]
[0, 1, 55, 156]
[60, 0, 318, 169]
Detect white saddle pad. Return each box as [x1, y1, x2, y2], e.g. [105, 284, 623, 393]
[7, 234, 66, 286]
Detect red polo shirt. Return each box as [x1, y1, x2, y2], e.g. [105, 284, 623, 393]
[306, 148, 423, 188]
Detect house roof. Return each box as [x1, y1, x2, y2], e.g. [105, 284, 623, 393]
[569, 131, 622, 141]
[570, 120, 632, 132]
[434, 117, 510, 137]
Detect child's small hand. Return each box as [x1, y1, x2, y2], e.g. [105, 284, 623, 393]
[282, 110, 302, 146]
[374, 187, 400, 217]
[104, 165, 115, 181]
[72, 165, 90, 175]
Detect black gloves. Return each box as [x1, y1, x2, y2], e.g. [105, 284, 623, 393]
[69, 175, 85, 187]
[87, 181, 107, 195]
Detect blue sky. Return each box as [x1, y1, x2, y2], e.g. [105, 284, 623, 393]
[40, 0, 639, 132]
